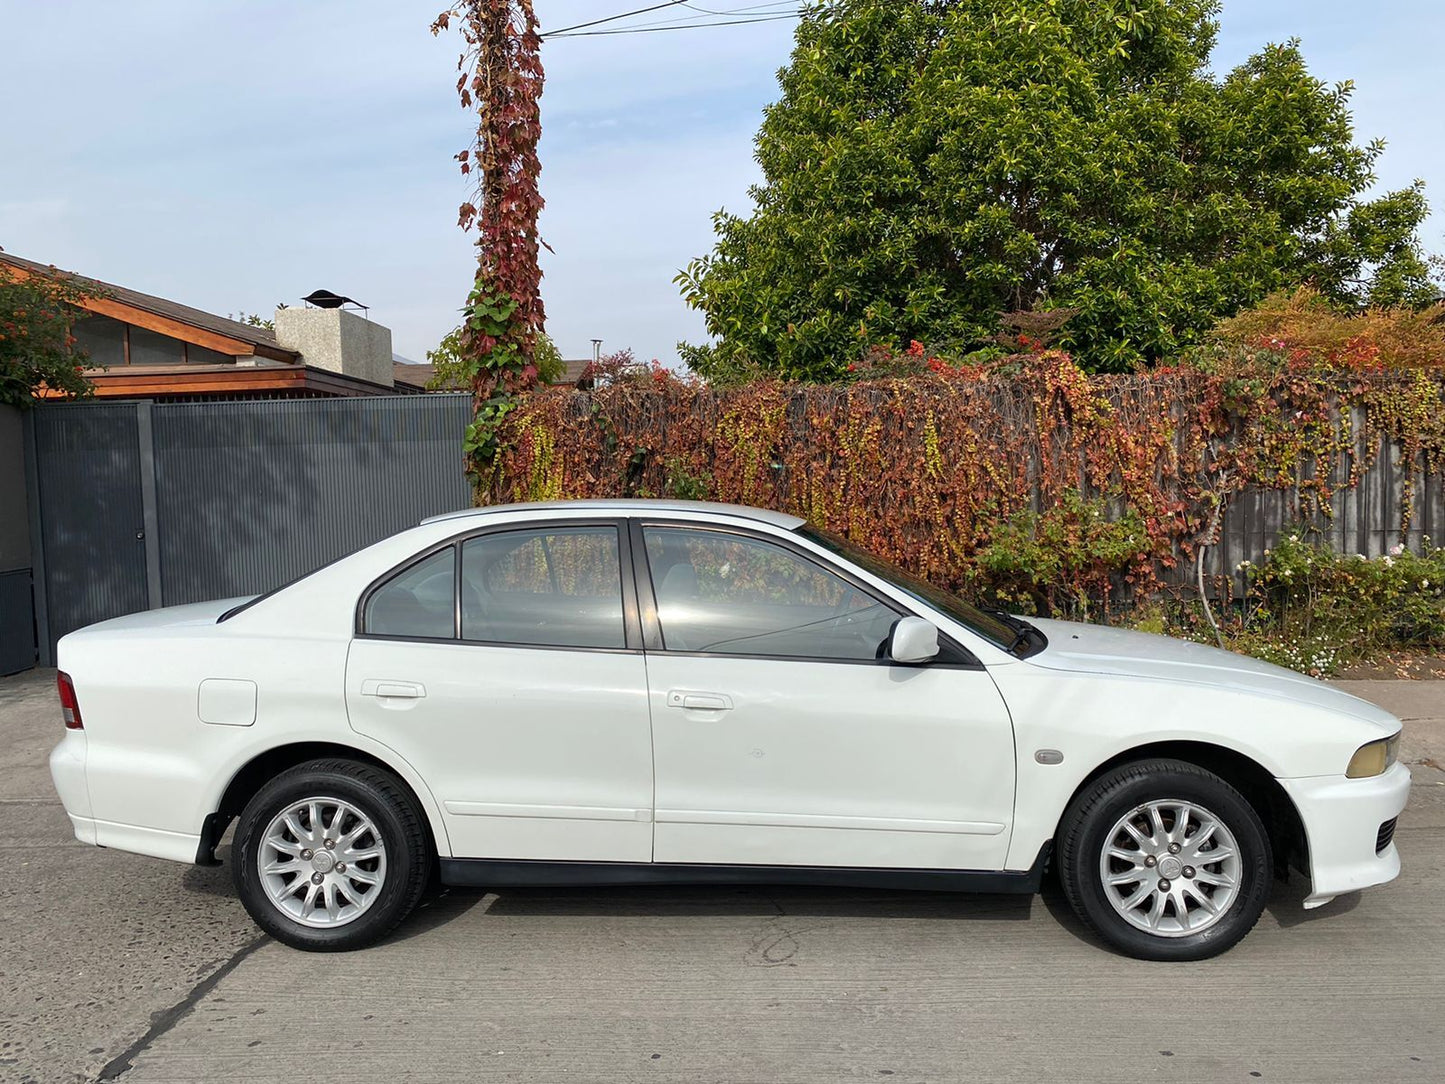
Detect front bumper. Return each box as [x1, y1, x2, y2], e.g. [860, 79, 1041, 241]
[1280, 760, 1412, 908]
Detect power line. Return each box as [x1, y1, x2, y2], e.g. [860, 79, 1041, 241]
[539, 1, 688, 38]
[618, 1, 798, 29]
[682, 1, 798, 14]
[545, 11, 801, 38]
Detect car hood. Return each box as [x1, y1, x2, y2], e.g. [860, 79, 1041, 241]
[1022, 617, 1400, 732]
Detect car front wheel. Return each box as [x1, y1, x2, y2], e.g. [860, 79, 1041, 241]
[232, 759, 431, 951]
[1056, 759, 1272, 961]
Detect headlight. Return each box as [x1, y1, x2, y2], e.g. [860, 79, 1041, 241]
[1346, 734, 1400, 778]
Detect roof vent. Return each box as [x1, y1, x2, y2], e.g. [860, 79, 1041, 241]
[301, 289, 367, 315]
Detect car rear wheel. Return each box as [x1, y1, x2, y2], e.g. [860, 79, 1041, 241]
[1056, 759, 1272, 961]
[233, 759, 431, 951]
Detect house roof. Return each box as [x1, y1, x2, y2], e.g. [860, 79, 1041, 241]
[393, 362, 456, 391]
[35, 361, 413, 401]
[395, 358, 593, 391]
[0, 250, 298, 362]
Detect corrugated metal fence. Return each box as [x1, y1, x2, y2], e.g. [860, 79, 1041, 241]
[28, 395, 472, 662]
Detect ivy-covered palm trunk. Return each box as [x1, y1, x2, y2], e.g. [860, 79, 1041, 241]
[433, 0, 546, 491]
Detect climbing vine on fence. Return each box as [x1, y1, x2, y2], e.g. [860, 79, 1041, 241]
[487, 349, 1445, 616]
[432, 0, 545, 479]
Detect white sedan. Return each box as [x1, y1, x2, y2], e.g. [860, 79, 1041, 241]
[49, 500, 1409, 959]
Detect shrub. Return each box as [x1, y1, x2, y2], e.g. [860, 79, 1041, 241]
[1240, 533, 1445, 663]
[1210, 287, 1445, 370]
[972, 491, 1146, 618]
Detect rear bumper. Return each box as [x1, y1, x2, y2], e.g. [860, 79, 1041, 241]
[1281, 760, 1411, 908]
[49, 731, 96, 845]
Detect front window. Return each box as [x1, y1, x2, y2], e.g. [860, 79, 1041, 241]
[642, 526, 898, 660]
[796, 526, 1024, 653]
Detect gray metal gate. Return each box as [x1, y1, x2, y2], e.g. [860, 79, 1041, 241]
[30, 403, 150, 661]
[28, 395, 472, 662]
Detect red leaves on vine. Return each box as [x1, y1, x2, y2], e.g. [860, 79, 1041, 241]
[434, 1, 547, 478]
[434, 1, 545, 344]
[490, 354, 1445, 613]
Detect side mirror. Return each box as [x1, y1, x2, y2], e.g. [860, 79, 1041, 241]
[889, 616, 940, 664]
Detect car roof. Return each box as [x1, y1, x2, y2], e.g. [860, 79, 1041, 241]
[420, 499, 807, 531]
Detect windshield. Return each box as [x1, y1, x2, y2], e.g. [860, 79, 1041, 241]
[797, 525, 1022, 652]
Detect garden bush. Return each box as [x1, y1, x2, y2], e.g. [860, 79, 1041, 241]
[1221, 535, 1445, 675]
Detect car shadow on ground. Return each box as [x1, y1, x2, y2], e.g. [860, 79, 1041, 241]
[179, 848, 1358, 948]
[386, 881, 1053, 947]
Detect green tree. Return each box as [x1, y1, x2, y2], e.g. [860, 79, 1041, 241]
[677, 0, 1438, 378]
[0, 267, 96, 407]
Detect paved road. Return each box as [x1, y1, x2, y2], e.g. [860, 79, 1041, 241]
[2, 667, 1442, 1084]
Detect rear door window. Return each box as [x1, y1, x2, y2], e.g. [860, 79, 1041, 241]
[460, 526, 626, 649]
[362, 548, 457, 639]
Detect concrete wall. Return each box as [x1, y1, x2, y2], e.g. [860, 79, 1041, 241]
[274, 308, 394, 387]
[0, 404, 30, 571]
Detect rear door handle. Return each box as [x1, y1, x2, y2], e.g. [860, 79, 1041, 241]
[361, 680, 426, 700]
[667, 690, 733, 712]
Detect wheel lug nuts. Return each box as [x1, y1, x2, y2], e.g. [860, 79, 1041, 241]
[1168, 843, 1181, 855]
[1183, 866, 1195, 878]
[1144, 855, 1157, 867]
[311, 872, 324, 885]
[324, 839, 335, 849]
[1158, 879, 1171, 891]
[301, 849, 313, 860]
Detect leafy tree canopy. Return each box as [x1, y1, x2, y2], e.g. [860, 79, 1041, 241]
[677, 0, 1439, 378]
[0, 265, 95, 408]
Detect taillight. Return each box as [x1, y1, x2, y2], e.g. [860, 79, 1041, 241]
[57, 671, 83, 730]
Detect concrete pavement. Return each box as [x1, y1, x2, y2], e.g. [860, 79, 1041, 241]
[2, 668, 1442, 1083]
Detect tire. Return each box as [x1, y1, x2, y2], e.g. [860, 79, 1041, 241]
[1056, 758, 1272, 961]
[232, 758, 432, 951]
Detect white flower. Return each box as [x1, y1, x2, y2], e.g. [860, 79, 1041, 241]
[1390, 543, 1405, 557]
[1289, 534, 1299, 543]
[1382, 556, 1394, 568]
[1423, 580, 1430, 589]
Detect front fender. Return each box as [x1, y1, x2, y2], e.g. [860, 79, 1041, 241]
[991, 664, 1395, 870]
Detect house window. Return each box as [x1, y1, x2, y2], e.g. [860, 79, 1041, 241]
[187, 344, 235, 365]
[70, 314, 127, 367]
[129, 326, 186, 367]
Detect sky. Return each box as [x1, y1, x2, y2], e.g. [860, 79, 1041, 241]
[1, 1, 1443, 366]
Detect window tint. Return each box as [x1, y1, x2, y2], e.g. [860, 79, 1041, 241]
[643, 527, 897, 660]
[460, 527, 625, 649]
[363, 548, 456, 639]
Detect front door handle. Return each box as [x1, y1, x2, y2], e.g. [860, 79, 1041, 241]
[361, 679, 426, 700]
[667, 690, 733, 712]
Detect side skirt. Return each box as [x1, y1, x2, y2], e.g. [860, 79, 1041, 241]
[440, 844, 1051, 895]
